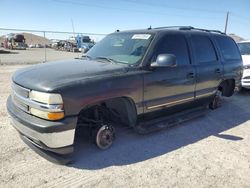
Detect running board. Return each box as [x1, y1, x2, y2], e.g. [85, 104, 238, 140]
[135, 105, 209, 134]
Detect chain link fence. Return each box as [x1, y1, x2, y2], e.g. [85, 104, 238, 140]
[0, 28, 107, 65]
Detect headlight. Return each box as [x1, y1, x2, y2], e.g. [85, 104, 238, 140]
[244, 65, 250, 69]
[30, 108, 64, 121]
[29, 90, 63, 104]
[29, 91, 64, 120]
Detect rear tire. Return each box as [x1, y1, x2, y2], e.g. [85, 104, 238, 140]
[209, 90, 222, 110]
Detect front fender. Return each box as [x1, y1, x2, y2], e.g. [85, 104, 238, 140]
[57, 71, 144, 117]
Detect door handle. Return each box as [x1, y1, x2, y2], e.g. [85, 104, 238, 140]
[187, 72, 195, 79]
[215, 69, 221, 74]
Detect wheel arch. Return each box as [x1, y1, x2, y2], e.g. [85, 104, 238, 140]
[77, 96, 138, 128]
[218, 78, 235, 97]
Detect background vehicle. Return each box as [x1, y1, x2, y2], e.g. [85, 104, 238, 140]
[237, 40, 250, 89]
[28, 44, 36, 48]
[7, 26, 242, 164]
[35, 44, 44, 48]
[76, 35, 94, 53]
[4, 33, 26, 50]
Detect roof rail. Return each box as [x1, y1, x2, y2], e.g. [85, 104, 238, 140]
[189, 27, 225, 34]
[154, 26, 193, 30]
[153, 26, 225, 34]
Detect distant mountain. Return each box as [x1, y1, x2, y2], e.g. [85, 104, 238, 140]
[21, 32, 51, 45]
[0, 32, 50, 45]
[228, 33, 245, 42]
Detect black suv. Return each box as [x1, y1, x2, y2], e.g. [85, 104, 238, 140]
[7, 26, 242, 163]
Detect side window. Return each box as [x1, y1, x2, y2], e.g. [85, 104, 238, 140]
[153, 34, 190, 65]
[191, 35, 217, 63]
[215, 36, 241, 60]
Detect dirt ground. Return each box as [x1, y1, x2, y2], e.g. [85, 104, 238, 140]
[0, 48, 81, 65]
[1, 65, 250, 188]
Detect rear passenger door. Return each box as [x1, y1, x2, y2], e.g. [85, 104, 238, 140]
[215, 35, 242, 89]
[190, 34, 223, 98]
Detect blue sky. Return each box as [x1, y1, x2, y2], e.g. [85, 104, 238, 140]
[0, 0, 250, 39]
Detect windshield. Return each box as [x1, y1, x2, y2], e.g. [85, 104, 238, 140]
[238, 42, 250, 55]
[82, 38, 91, 43]
[86, 33, 153, 65]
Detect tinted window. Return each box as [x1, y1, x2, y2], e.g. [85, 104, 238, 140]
[216, 36, 241, 60]
[153, 34, 190, 65]
[191, 35, 217, 63]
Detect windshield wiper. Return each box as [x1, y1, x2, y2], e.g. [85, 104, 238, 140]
[81, 55, 92, 60]
[95, 56, 128, 65]
[95, 56, 115, 63]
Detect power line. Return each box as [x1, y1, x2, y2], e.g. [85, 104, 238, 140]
[50, 0, 222, 20]
[117, 0, 225, 14]
[0, 27, 107, 35]
[230, 17, 250, 25]
[231, 13, 250, 23]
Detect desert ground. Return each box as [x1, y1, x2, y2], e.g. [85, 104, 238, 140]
[0, 48, 80, 65]
[1, 65, 250, 188]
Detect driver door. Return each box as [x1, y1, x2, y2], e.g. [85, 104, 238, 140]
[143, 33, 196, 113]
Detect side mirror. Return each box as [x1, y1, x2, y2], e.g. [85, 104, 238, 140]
[151, 54, 177, 67]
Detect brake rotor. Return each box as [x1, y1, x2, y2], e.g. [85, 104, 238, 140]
[96, 125, 115, 150]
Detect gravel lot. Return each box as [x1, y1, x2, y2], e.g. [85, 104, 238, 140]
[0, 48, 80, 65]
[1, 65, 250, 188]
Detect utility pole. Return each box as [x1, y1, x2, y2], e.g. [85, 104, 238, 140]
[224, 11, 229, 34]
[71, 19, 75, 38]
[43, 31, 47, 63]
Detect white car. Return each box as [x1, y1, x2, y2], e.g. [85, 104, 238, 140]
[29, 44, 36, 48]
[237, 40, 250, 89]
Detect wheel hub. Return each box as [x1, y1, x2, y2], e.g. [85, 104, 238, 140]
[96, 125, 115, 149]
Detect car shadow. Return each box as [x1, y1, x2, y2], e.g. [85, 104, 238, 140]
[214, 134, 243, 141]
[239, 88, 250, 95]
[69, 95, 250, 170]
[0, 49, 19, 54]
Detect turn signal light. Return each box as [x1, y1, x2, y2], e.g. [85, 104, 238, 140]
[47, 112, 65, 120]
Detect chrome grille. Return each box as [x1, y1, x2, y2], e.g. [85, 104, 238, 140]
[12, 83, 29, 97]
[11, 83, 30, 113]
[11, 83, 64, 115]
[243, 76, 250, 80]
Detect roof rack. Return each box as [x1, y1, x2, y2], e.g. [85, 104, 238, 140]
[187, 27, 225, 34]
[154, 26, 193, 30]
[153, 26, 225, 35]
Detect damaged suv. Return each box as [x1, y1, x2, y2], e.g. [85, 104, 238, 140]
[7, 26, 242, 163]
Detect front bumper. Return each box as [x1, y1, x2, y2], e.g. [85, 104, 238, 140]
[11, 118, 75, 151]
[242, 69, 250, 89]
[7, 96, 78, 157]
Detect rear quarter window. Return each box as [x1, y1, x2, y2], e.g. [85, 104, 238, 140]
[215, 35, 241, 60]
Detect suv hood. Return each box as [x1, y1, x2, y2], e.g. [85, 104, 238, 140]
[12, 59, 128, 91]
